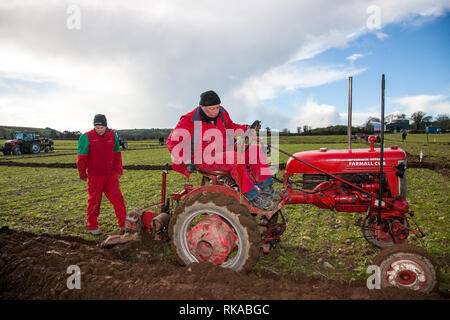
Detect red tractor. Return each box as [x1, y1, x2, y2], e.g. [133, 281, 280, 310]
[102, 135, 439, 293]
[1, 131, 54, 155]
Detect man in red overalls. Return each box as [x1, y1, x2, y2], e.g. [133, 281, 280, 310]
[166, 90, 279, 210]
[77, 114, 127, 235]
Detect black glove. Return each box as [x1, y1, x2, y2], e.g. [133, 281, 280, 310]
[250, 120, 261, 131]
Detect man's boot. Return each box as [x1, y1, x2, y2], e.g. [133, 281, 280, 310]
[249, 193, 273, 211]
[245, 187, 273, 211]
[260, 184, 283, 201]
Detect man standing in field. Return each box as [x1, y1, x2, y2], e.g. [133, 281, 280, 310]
[77, 114, 127, 235]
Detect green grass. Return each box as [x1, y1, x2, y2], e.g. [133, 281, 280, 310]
[255, 168, 449, 288]
[0, 134, 448, 291]
[0, 167, 186, 239]
[3, 133, 448, 166]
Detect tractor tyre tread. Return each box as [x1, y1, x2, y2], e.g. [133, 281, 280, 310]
[168, 192, 260, 272]
[372, 243, 440, 293]
[372, 244, 436, 267]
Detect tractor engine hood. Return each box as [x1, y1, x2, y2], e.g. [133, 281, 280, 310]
[285, 146, 406, 175]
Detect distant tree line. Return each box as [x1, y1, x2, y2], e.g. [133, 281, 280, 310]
[0, 126, 173, 140]
[1, 111, 448, 140]
[115, 128, 173, 141]
[47, 128, 82, 139]
[409, 112, 449, 132]
[283, 125, 365, 136]
[285, 111, 449, 136]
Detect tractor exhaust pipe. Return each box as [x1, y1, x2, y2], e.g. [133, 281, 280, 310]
[377, 74, 386, 228]
[348, 76, 353, 150]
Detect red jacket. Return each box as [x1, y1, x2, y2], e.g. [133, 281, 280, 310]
[166, 106, 248, 178]
[77, 129, 123, 178]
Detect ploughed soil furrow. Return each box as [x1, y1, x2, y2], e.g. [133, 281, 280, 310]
[0, 227, 447, 300]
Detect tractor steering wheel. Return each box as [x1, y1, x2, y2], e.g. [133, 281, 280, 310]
[233, 121, 262, 153]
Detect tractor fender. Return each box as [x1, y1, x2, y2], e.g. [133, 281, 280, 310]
[183, 185, 243, 205]
[181, 184, 284, 220]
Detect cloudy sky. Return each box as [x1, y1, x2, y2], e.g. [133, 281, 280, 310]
[0, 0, 449, 132]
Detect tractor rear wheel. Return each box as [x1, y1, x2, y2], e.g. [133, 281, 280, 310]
[169, 192, 260, 272]
[373, 244, 439, 293]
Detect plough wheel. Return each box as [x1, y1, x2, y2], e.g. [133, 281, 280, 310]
[169, 192, 260, 272]
[373, 244, 439, 293]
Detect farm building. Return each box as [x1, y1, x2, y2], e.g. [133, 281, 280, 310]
[386, 119, 411, 133]
[426, 126, 442, 133]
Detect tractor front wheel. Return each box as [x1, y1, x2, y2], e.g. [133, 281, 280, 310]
[169, 192, 260, 272]
[373, 244, 439, 293]
[12, 145, 20, 155]
[362, 215, 409, 248]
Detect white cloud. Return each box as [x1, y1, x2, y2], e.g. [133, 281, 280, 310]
[287, 101, 383, 131]
[0, 45, 136, 95]
[393, 94, 450, 117]
[0, 0, 448, 131]
[289, 98, 341, 130]
[234, 64, 367, 107]
[287, 30, 351, 63]
[340, 111, 382, 127]
[376, 32, 389, 39]
[346, 53, 365, 62]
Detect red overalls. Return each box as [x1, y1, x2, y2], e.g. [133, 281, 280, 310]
[77, 129, 127, 230]
[166, 107, 272, 193]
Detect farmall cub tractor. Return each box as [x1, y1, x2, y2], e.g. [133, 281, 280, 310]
[104, 135, 440, 294]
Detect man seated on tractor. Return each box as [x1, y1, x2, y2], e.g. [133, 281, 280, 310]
[166, 90, 280, 211]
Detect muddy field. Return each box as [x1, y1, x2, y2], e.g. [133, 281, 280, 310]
[0, 227, 447, 301]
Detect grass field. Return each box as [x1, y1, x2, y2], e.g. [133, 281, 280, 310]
[1, 133, 449, 291]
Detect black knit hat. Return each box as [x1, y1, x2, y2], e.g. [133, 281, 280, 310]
[199, 90, 221, 106]
[93, 114, 107, 127]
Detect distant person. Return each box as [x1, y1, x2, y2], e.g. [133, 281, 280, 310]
[401, 129, 407, 142]
[77, 114, 127, 236]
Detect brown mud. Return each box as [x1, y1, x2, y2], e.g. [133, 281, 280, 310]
[0, 227, 447, 300]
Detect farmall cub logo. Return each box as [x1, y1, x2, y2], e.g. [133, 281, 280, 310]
[348, 159, 386, 167]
